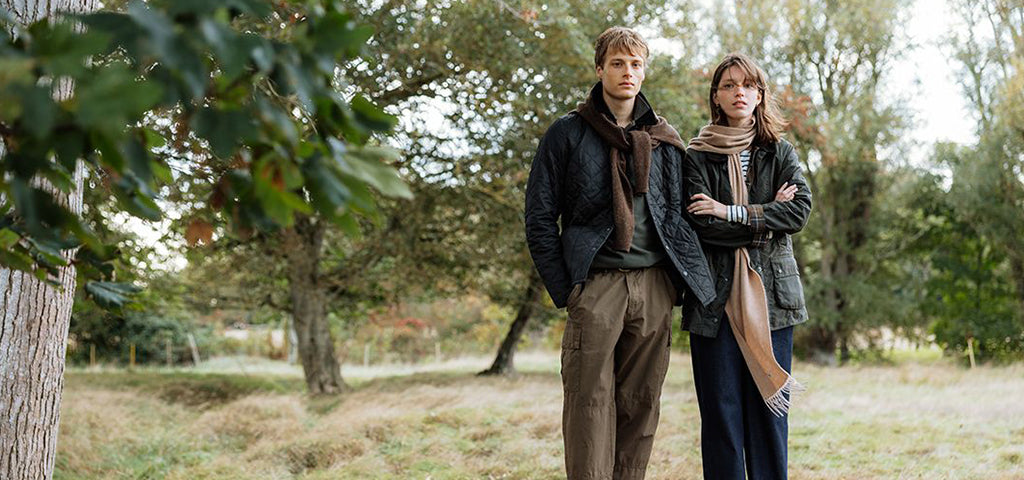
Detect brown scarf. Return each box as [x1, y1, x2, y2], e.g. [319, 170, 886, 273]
[689, 121, 803, 416]
[577, 84, 687, 251]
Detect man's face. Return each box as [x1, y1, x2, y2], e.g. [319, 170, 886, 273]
[597, 48, 645, 102]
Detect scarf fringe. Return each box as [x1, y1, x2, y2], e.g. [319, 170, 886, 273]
[764, 376, 806, 417]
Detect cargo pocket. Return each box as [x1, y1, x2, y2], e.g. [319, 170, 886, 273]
[771, 256, 806, 309]
[560, 320, 582, 393]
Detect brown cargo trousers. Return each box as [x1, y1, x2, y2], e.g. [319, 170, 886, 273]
[560, 267, 675, 480]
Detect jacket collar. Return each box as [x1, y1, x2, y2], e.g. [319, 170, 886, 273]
[588, 82, 658, 129]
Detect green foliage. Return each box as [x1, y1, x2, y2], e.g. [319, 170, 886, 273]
[939, 0, 1024, 362]
[68, 308, 203, 365]
[0, 0, 410, 305]
[911, 143, 1024, 363]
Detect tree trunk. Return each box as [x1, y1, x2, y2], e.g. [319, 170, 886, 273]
[478, 271, 543, 376]
[0, 2, 97, 479]
[282, 215, 347, 394]
[1011, 255, 1024, 313]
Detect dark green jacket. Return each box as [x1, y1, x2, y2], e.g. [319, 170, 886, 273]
[681, 139, 812, 338]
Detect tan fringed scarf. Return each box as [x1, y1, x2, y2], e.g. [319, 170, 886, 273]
[689, 121, 803, 416]
[577, 84, 687, 251]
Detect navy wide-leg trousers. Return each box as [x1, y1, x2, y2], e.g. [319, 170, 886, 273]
[690, 321, 794, 480]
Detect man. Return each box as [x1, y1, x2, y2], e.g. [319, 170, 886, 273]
[525, 27, 715, 480]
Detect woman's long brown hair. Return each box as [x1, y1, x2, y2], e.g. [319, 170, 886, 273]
[708, 52, 787, 145]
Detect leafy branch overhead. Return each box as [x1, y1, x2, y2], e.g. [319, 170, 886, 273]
[0, 0, 412, 295]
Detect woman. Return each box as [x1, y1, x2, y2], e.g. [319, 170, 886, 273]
[682, 52, 812, 480]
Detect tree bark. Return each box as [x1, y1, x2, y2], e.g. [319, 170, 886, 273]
[282, 215, 347, 394]
[478, 271, 543, 376]
[0, 2, 97, 479]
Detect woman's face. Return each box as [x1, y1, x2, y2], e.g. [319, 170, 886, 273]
[713, 66, 762, 127]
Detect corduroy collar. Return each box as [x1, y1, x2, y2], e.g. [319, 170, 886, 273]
[588, 82, 657, 129]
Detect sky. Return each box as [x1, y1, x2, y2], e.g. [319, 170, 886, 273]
[892, 0, 978, 163]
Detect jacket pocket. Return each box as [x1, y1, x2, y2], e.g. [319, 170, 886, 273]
[567, 283, 584, 309]
[771, 256, 805, 310]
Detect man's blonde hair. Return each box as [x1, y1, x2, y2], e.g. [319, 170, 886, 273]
[594, 27, 649, 68]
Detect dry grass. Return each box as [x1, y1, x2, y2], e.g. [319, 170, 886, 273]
[55, 352, 1024, 479]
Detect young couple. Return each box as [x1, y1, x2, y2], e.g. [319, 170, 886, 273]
[525, 27, 812, 480]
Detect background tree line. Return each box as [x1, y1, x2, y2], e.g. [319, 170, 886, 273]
[57, 0, 1024, 381]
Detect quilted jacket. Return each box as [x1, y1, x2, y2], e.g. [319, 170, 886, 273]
[525, 88, 715, 309]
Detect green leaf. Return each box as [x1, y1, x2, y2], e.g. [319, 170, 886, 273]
[54, 130, 86, 172]
[116, 184, 162, 221]
[30, 21, 111, 77]
[26, 236, 70, 268]
[199, 18, 247, 80]
[311, 12, 373, 60]
[193, 107, 257, 158]
[74, 65, 163, 135]
[21, 86, 58, 139]
[85, 281, 142, 308]
[336, 143, 412, 199]
[350, 94, 398, 133]
[0, 229, 20, 249]
[0, 58, 35, 121]
[122, 136, 153, 183]
[142, 128, 167, 149]
[302, 154, 350, 218]
[126, 1, 175, 58]
[333, 211, 362, 238]
[0, 248, 35, 273]
[254, 94, 298, 145]
[151, 159, 173, 184]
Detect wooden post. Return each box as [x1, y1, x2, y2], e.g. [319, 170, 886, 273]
[89, 344, 96, 368]
[967, 336, 976, 369]
[283, 320, 290, 359]
[165, 338, 172, 368]
[434, 341, 441, 363]
[363, 344, 370, 367]
[187, 333, 201, 366]
[129, 343, 136, 369]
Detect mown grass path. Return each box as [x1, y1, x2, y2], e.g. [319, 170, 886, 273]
[55, 353, 1024, 479]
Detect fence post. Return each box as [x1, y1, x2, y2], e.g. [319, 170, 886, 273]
[166, 338, 173, 368]
[434, 341, 441, 363]
[89, 344, 96, 368]
[188, 333, 201, 366]
[967, 336, 976, 369]
[363, 343, 370, 367]
[129, 343, 136, 369]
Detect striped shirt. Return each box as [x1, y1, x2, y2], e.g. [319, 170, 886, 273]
[726, 150, 751, 224]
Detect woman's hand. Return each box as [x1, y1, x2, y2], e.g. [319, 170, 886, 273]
[688, 193, 728, 220]
[775, 182, 797, 202]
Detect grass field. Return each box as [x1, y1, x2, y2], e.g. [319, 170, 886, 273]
[55, 351, 1024, 479]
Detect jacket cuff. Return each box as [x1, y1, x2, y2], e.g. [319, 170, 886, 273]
[746, 204, 769, 248]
